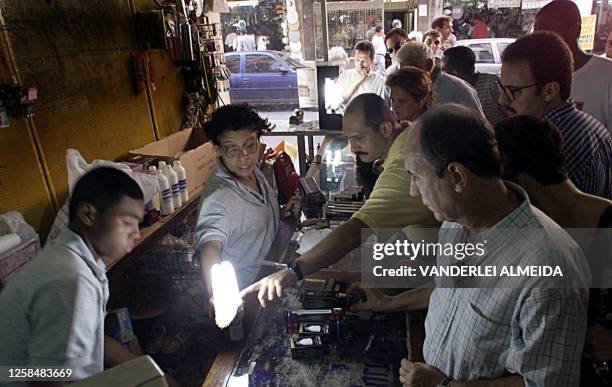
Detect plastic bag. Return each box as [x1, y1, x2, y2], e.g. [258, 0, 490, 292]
[0, 211, 37, 242]
[48, 149, 159, 241]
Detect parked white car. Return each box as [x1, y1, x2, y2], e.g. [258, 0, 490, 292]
[454, 38, 516, 75]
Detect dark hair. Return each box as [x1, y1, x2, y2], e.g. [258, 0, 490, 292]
[431, 16, 452, 30]
[422, 29, 442, 42]
[354, 40, 375, 59]
[443, 46, 476, 76]
[69, 167, 144, 222]
[374, 26, 383, 33]
[385, 67, 435, 114]
[536, 0, 581, 41]
[384, 28, 408, 44]
[501, 31, 574, 101]
[494, 116, 568, 185]
[203, 104, 266, 146]
[417, 104, 501, 178]
[344, 93, 396, 130]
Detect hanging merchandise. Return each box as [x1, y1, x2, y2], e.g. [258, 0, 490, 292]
[132, 50, 156, 92]
[0, 84, 38, 123]
[163, 3, 227, 130]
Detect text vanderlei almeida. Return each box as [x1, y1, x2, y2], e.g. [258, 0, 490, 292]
[370, 240, 564, 278]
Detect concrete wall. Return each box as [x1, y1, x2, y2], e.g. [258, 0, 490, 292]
[0, 0, 193, 240]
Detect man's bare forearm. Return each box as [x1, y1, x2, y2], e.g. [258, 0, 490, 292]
[388, 288, 432, 311]
[297, 218, 368, 276]
[342, 77, 365, 103]
[199, 241, 223, 294]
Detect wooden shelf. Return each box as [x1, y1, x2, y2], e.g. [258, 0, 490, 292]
[103, 186, 203, 273]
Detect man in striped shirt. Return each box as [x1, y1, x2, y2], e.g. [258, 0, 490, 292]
[499, 32, 612, 199]
[443, 45, 508, 126]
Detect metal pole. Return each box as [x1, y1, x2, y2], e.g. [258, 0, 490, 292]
[321, 0, 329, 61]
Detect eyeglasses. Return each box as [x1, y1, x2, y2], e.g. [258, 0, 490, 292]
[497, 80, 546, 102]
[387, 40, 405, 55]
[220, 139, 260, 159]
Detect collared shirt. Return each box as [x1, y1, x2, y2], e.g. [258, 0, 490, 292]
[352, 127, 438, 231]
[433, 71, 485, 117]
[424, 183, 591, 387]
[0, 228, 108, 385]
[545, 100, 612, 200]
[194, 162, 280, 289]
[337, 68, 387, 105]
[474, 72, 507, 126]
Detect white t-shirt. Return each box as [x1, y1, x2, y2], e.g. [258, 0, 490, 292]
[237, 34, 256, 51]
[372, 34, 386, 56]
[337, 68, 387, 106]
[571, 55, 612, 131]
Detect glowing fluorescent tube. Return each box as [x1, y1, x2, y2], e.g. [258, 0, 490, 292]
[211, 261, 243, 329]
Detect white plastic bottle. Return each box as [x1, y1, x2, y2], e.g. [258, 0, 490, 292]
[163, 164, 182, 208]
[147, 166, 161, 212]
[173, 160, 189, 203]
[156, 167, 174, 216]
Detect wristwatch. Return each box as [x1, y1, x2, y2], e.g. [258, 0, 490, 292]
[287, 261, 304, 281]
[437, 377, 452, 387]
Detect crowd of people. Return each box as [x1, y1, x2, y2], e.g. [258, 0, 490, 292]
[0, 1, 610, 386]
[241, 1, 612, 386]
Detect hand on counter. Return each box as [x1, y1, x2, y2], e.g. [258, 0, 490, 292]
[399, 359, 447, 387]
[348, 282, 394, 312]
[240, 268, 298, 308]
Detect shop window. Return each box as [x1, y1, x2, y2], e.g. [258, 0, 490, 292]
[245, 54, 278, 73]
[226, 55, 241, 73]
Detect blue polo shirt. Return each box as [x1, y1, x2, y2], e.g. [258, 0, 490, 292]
[0, 228, 108, 384]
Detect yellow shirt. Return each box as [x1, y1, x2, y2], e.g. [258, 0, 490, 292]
[352, 127, 439, 230]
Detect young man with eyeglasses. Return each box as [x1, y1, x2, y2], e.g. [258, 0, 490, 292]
[384, 27, 409, 76]
[499, 31, 612, 200]
[194, 105, 300, 292]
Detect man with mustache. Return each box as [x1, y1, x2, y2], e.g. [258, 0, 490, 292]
[499, 31, 612, 199]
[337, 40, 387, 108]
[242, 94, 438, 307]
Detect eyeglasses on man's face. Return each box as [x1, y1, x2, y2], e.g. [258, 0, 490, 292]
[497, 80, 546, 102]
[220, 138, 260, 159]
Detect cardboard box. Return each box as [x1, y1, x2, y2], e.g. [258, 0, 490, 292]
[130, 128, 217, 196]
[0, 238, 40, 287]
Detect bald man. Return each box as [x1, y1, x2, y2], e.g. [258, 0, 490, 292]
[535, 0, 612, 130]
[396, 41, 484, 116]
[241, 94, 437, 307]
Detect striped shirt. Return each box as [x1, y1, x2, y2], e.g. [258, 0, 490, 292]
[474, 73, 507, 126]
[545, 101, 612, 199]
[424, 183, 591, 387]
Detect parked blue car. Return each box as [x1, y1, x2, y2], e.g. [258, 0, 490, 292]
[225, 50, 303, 107]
